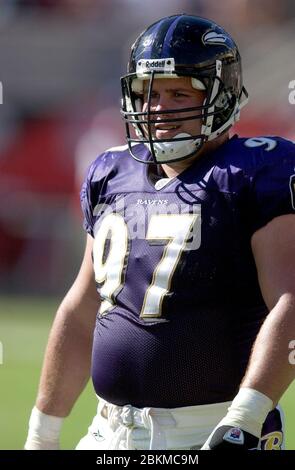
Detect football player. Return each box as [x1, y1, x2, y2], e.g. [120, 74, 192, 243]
[25, 14, 295, 450]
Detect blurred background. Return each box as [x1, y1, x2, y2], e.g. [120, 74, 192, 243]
[0, 0, 294, 449]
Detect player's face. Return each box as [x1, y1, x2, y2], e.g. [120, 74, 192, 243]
[142, 77, 205, 140]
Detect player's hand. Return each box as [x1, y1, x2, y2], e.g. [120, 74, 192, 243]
[201, 388, 273, 450]
[24, 407, 64, 450]
[201, 423, 259, 450]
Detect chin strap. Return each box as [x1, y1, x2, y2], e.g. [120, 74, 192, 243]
[147, 133, 202, 163]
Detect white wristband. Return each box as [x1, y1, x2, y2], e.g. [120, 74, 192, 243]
[221, 387, 273, 437]
[25, 406, 64, 450]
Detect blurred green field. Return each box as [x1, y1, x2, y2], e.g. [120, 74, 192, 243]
[0, 296, 97, 450]
[0, 296, 295, 450]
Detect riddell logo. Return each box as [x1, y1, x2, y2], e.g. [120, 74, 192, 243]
[137, 58, 175, 74]
[145, 60, 166, 68]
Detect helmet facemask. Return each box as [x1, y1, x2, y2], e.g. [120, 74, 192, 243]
[121, 60, 248, 164]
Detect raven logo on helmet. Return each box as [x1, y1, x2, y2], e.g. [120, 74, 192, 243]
[202, 31, 230, 46]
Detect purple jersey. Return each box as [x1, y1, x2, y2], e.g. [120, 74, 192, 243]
[80, 135, 295, 408]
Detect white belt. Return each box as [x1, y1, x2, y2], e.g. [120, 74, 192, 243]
[91, 398, 232, 450]
[105, 403, 176, 450]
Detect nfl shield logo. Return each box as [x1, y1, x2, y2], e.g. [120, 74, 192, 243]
[223, 427, 245, 445]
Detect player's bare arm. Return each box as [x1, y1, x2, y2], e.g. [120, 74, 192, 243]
[25, 234, 99, 449]
[242, 214, 295, 402]
[36, 234, 99, 416]
[202, 214, 295, 450]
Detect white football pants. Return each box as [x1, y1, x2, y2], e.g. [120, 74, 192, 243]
[76, 398, 285, 450]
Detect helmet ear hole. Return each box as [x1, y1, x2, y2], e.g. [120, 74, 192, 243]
[212, 93, 236, 132]
[215, 90, 230, 110]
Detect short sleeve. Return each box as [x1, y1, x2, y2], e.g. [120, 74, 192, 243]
[80, 161, 96, 237]
[250, 150, 295, 233]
